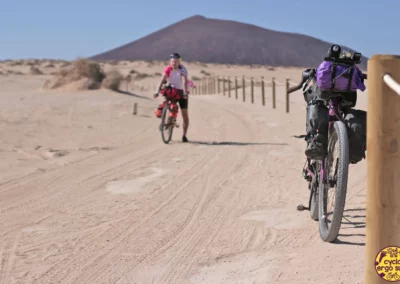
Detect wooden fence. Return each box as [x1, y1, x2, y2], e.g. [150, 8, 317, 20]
[191, 76, 297, 113]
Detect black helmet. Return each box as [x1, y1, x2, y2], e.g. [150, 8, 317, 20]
[170, 53, 181, 59]
[327, 45, 341, 58]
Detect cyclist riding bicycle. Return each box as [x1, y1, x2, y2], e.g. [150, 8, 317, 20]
[303, 45, 367, 164]
[154, 53, 190, 143]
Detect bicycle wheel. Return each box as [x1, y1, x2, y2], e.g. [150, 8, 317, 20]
[309, 162, 320, 221]
[160, 106, 174, 144]
[318, 121, 349, 242]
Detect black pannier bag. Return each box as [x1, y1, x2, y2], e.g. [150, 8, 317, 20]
[344, 109, 367, 164]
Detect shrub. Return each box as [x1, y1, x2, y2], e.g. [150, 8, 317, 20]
[30, 66, 43, 75]
[74, 59, 105, 82]
[102, 70, 123, 91]
[200, 70, 211, 76]
[191, 76, 201, 81]
[135, 73, 149, 80]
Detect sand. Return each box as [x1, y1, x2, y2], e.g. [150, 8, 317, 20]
[0, 60, 367, 284]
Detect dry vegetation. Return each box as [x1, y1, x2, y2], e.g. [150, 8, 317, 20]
[200, 70, 211, 76]
[129, 69, 150, 80]
[30, 66, 43, 75]
[102, 70, 123, 91]
[191, 76, 201, 81]
[42, 59, 123, 91]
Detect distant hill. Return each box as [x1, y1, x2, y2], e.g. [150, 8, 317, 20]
[91, 15, 368, 69]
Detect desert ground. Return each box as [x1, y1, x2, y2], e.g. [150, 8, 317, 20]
[0, 60, 367, 284]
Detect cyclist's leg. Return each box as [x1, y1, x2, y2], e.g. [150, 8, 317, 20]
[305, 99, 329, 159]
[178, 96, 189, 138]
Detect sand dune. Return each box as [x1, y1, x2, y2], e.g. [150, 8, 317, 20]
[0, 60, 366, 283]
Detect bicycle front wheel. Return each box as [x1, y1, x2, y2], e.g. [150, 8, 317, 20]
[160, 106, 174, 144]
[318, 121, 349, 242]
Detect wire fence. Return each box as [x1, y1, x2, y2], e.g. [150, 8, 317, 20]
[187, 76, 300, 113]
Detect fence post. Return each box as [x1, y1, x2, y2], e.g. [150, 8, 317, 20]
[365, 55, 400, 284]
[285, 78, 289, 113]
[212, 77, 215, 94]
[261, 76, 265, 106]
[217, 76, 220, 93]
[132, 102, 137, 115]
[223, 77, 226, 96]
[272, 78, 276, 109]
[235, 77, 238, 99]
[126, 75, 131, 92]
[251, 77, 254, 104]
[242, 76, 246, 102]
[228, 77, 231, 98]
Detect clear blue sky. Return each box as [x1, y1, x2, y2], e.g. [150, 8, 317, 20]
[0, 0, 397, 60]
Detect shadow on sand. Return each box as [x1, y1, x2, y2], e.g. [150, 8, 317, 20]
[190, 141, 288, 146]
[334, 207, 366, 246]
[116, 90, 151, 100]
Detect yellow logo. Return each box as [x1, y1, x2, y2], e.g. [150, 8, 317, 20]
[375, 246, 400, 282]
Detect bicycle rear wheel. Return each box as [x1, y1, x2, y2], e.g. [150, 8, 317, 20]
[318, 121, 349, 242]
[160, 106, 174, 144]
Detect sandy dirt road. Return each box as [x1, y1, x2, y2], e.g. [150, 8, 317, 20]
[0, 70, 367, 284]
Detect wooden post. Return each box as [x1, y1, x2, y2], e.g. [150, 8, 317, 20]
[235, 77, 238, 99]
[223, 77, 226, 96]
[272, 78, 276, 109]
[365, 55, 400, 284]
[242, 76, 246, 102]
[261, 76, 265, 106]
[228, 77, 231, 98]
[132, 102, 137, 115]
[212, 77, 215, 94]
[207, 78, 210, 94]
[126, 75, 131, 92]
[217, 76, 220, 93]
[285, 78, 289, 113]
[251, 77, 254, 104]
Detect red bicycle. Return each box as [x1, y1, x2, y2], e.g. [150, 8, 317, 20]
[155, 84, 184, 144]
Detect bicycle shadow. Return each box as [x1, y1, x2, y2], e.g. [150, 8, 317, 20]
[115, 90, 151, 100]
[335, 207, 366, 246]
[190, 141, 288, 146]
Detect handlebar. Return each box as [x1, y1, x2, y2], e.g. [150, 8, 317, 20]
[287, 79, 305, 94]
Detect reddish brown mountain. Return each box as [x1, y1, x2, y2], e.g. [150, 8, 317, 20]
[91, 15, 368, 69]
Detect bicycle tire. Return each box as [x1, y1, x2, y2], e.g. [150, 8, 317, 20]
[318, 121, 349, 242]
[160, 106, 174, 144]
[309, 162, 319, 221]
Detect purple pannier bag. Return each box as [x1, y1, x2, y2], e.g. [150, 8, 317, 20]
[316, 61, 366, 92]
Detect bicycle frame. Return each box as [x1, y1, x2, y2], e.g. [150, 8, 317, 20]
[163, 97, 179, 118]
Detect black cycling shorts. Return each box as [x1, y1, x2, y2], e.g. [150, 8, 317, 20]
[178, 96, 188, 109]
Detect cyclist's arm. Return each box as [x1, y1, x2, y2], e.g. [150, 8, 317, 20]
[156, 73, 168, 93]
[179, 65, 189, 94]
[182, 73, 188, 94]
